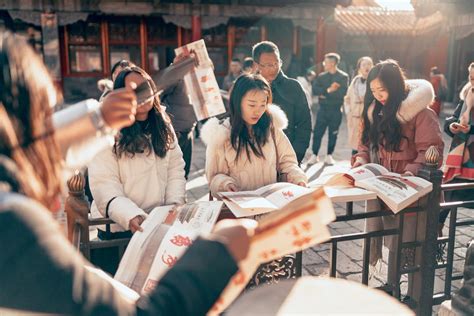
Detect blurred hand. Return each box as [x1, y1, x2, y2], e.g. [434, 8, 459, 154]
[450, 122, 469, 134]
[173, 53, 187, 64]
[327, 82, 341, 93]
[225, 183, 239, 192]
[100, 84, 137, 130]
[352, 161, 363, 168]
[297, 182, 308, 187]
[211, 219, 257, 262]
[129, 215, 145, 233]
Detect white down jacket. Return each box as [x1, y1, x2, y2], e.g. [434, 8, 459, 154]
[201, 104, 307, 197]
[88, 135, 186, 232]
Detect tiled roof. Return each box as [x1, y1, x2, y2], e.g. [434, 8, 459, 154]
[335, 7, 443, 36]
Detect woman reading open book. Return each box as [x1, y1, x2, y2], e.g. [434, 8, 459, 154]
[201, 74, 307, 197]
[351, 59, 444, 301]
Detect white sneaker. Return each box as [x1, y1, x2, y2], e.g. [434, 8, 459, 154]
[306, 154, 320, 165]
[325, 155, 336, 165]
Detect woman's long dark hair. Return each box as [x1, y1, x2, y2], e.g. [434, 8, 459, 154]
[229, 74, 272, 161]
[113, 66, 174, 158]
[0, 32, 62, 208]
[361, 59, 408, 152]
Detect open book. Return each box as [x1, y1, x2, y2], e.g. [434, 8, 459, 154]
[209, 187, 335, 314]
[219, 182, 313, 217]
[113, 189, 335, 315]
[320, 163, 433, 213]
[174, 39, 226, 120]
[114, 201, 222, 294]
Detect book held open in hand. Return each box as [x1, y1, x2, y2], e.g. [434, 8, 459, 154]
[174, 39, 226, 120]
[114, 201, 223, 294]
[112, 188, 335, 315]
[219, 182, 314, 217]
[315, 163, 433, 213]
[209, 187, 335, 315]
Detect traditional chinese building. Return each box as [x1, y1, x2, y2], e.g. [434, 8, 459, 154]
[0, 0, 351, 102]
[413, 0, 474, 101]
[315, 1, 447, 80]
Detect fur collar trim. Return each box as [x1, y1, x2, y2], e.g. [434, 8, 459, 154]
[200, 104, 288, 147]
[368, 79, 434, 123]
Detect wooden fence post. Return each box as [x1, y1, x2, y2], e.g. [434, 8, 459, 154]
[412, 146, 443, 315]
[64, 171, 90, 257]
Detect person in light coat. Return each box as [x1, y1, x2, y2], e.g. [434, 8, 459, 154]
[344, 56, 373, 154]
[201, 74, 307, 199]
[89, 66, 186, 238]
[352, 59, 444, 301]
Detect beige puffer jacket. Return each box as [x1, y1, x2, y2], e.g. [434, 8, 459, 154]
[201, 105, 307, 197]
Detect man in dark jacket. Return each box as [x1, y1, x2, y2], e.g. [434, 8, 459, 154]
[252, 41, 312, 164]
[307, 53, 349, 165]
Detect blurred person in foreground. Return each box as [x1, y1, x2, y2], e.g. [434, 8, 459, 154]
[0, 31, 252, 316]
[253, 41, 312, 164]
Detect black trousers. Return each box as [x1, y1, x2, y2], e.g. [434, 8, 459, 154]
[312, 108, 342, 156]
[177, 129, 194, 179]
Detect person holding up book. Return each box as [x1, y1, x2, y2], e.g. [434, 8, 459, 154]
[88, 66, 186, 239]
[0, 32, 253, 315]
[202, 74, 308, 198]
[440, 62, 474, 236]
[351, 59, 444, 300]
[344, 56, 373, 155]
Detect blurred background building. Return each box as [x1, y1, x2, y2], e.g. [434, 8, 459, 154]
[0, 0, 471, 103]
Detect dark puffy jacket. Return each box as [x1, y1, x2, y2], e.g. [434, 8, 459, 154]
[271, 71, 312, 163]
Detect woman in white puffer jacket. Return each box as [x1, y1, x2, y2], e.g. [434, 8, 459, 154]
[201, 74, 307, 198]
[88, 66, 186, 238]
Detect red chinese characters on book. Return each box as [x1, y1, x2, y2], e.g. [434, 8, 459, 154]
[170, 235, 193, 247]
[161, 252, 178, 268]
[290, 220, 313, 247]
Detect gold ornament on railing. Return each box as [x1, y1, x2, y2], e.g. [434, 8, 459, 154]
[67, 170, 85, 193]
[425, 146, 440, 168]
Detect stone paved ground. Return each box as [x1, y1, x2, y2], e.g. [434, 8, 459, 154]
[186, 103, 473, 310]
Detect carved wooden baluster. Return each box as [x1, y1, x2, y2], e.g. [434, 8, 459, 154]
[65, 171, 90, 252]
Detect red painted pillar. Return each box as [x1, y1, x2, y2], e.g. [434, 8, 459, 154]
[316, 17, 325, 73]
[191, 15, 201, 42]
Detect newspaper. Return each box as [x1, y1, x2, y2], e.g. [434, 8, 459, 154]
[114, 201, 223, 294]
[220, 182, 313, 217]
[209, 187, 336, 315]
[174, 39, 226, 120]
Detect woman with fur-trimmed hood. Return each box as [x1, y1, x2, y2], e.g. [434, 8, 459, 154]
[352, 60, 444, 301]
[201, 74, 307, 198]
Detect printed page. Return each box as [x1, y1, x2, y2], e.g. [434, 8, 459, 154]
[174, 40, 226, 120]
[356, 175, 432, 213]
[347, 163, 389, 181]
[257, 182, 313, 209]
[208, 188, 335, 315]
[115, 201, 223, 293]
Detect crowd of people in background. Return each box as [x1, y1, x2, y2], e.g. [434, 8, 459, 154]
[1, 27, 474, 315]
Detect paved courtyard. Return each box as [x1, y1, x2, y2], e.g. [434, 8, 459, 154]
[186, 103, 473, 303]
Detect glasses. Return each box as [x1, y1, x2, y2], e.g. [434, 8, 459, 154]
[258, 60, 282, 69]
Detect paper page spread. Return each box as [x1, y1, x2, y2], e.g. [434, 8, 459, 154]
[114, 201, 223, 294]
[174, 40, 226, 120]
[220, 183, 313, 217]
[208, 188, 335, 315]
[356, 175, 432, 213]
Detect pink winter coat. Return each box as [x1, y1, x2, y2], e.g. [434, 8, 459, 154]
[353, 79, 444, 175]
